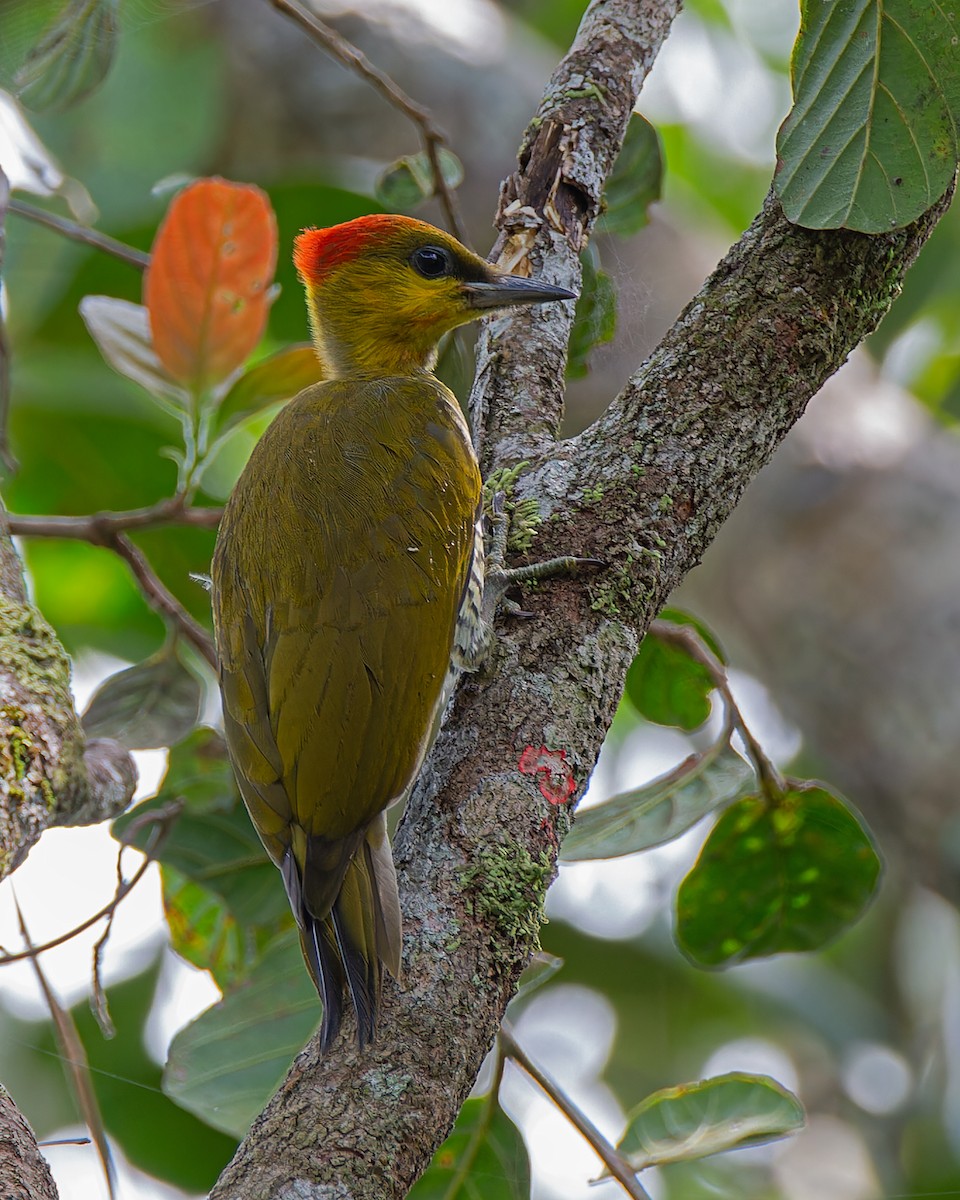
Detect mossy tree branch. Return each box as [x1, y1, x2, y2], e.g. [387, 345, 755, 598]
[208, 0, 955, 1194]
[0, 509, 138, 883]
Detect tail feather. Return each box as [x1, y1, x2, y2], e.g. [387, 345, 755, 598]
[281, 821, 402, 1051]
[330, 863, 379, 1048]
[300, 916, 345, 1053]
[367, 814, 402, 979]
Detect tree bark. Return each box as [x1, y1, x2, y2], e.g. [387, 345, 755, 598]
[0, 1086, 58, 1200]
[208, 0, 953, 1196]
[0, 510, 138, 881]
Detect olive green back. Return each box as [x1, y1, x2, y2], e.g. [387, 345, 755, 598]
[211, 375, 481, 908]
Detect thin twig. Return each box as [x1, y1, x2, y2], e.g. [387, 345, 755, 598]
[441, 1040, 508, 1199]
[422, 136, 463, 241]
[91, 837, 130, 1037]
[650, 619, 786, 798]
[111, 533, 217, 669]
[263, 0, 467, 243]
[0, 801, 181, 967]
[499, 1021, 652, 1200]
[7, 197, 150, 270]
[0, 858, 150, 964]
[16, 899, 118, 1200]
[7, 497, 223, 541]
[7, 497, 220, 667]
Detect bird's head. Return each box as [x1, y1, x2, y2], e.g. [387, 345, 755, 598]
[293, 214, 576, 378]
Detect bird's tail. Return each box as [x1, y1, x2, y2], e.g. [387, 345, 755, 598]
[284, 813, 402, 1052]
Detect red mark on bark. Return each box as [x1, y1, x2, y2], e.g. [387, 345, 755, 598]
[518, 745, 576, 805]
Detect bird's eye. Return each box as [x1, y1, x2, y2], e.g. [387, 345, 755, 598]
[411, 246, 451, 278]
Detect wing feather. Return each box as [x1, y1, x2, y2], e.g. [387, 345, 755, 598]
[212, 375, 480, 1039]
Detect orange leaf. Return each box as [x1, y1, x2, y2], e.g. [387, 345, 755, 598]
[145, 178, 278, 393]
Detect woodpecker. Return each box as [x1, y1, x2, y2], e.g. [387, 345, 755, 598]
[211, 214, 574, 1049]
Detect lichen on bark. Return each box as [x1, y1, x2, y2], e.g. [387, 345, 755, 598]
[460, 842, 553, 949]
[0, 520, 137, 880]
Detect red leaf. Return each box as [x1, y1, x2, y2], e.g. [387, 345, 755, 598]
[145, 178, 278, 392]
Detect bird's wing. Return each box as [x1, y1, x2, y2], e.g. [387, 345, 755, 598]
[213, 378, 480, 872]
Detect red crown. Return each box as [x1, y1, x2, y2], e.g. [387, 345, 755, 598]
[293, 214, 424, 285]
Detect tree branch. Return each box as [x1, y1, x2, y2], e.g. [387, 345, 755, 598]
[6, 500, 223, 540]
[263, 0, 467, 242]
[7, 501, 219, 671]
[210, 2, 676, 1195]
[208, 4, 955, 1196]
[471, 0, 678, 468]
[109, 534, 217, 670]
[551, 186, 952, 624]
[7, 499, 221, 669]
[0, 1085, 58, 1200]
[6, 198, 149, 271]
[500, 1021, 651, 1200]
[0, 503, 137, 881]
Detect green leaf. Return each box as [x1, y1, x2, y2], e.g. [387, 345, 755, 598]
[776, 1, 960, 232]
[79, 295, 189, 411]
[626, 612, 721, 730]
[15, 0, 120, 111]
[597, 113, 663, 236]
[658, 608, 727, 664]
[81, 643, 203, 749]
[164, 930, 320, 1137]
[116, 725, 234, 817]
[0, 956, 238, 1190]
[560, 741, 755, 861]
[510, 952, 564, 1007]
[408, 1095, 530, 1200]
[567, 252, 616, 379]
[213, 344, 324, 435]
[677, 782, 883, 967]
[162, 865, 271, 989]
[375, 148, 464, 209]
[685, 0, 734, 28]
[615, 1073, 804, 1171]
[113, 728, 290, 929]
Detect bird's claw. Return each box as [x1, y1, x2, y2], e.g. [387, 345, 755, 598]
[500, 595, 535, 619]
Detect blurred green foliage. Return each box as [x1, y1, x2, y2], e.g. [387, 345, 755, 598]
[410, 1092, 530, 1200]
[0, 957, 237, 1190]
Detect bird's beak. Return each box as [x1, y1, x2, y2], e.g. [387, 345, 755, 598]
[462, 274, 577, 311]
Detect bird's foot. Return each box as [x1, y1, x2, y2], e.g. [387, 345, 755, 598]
[461, 491, 604, 668]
